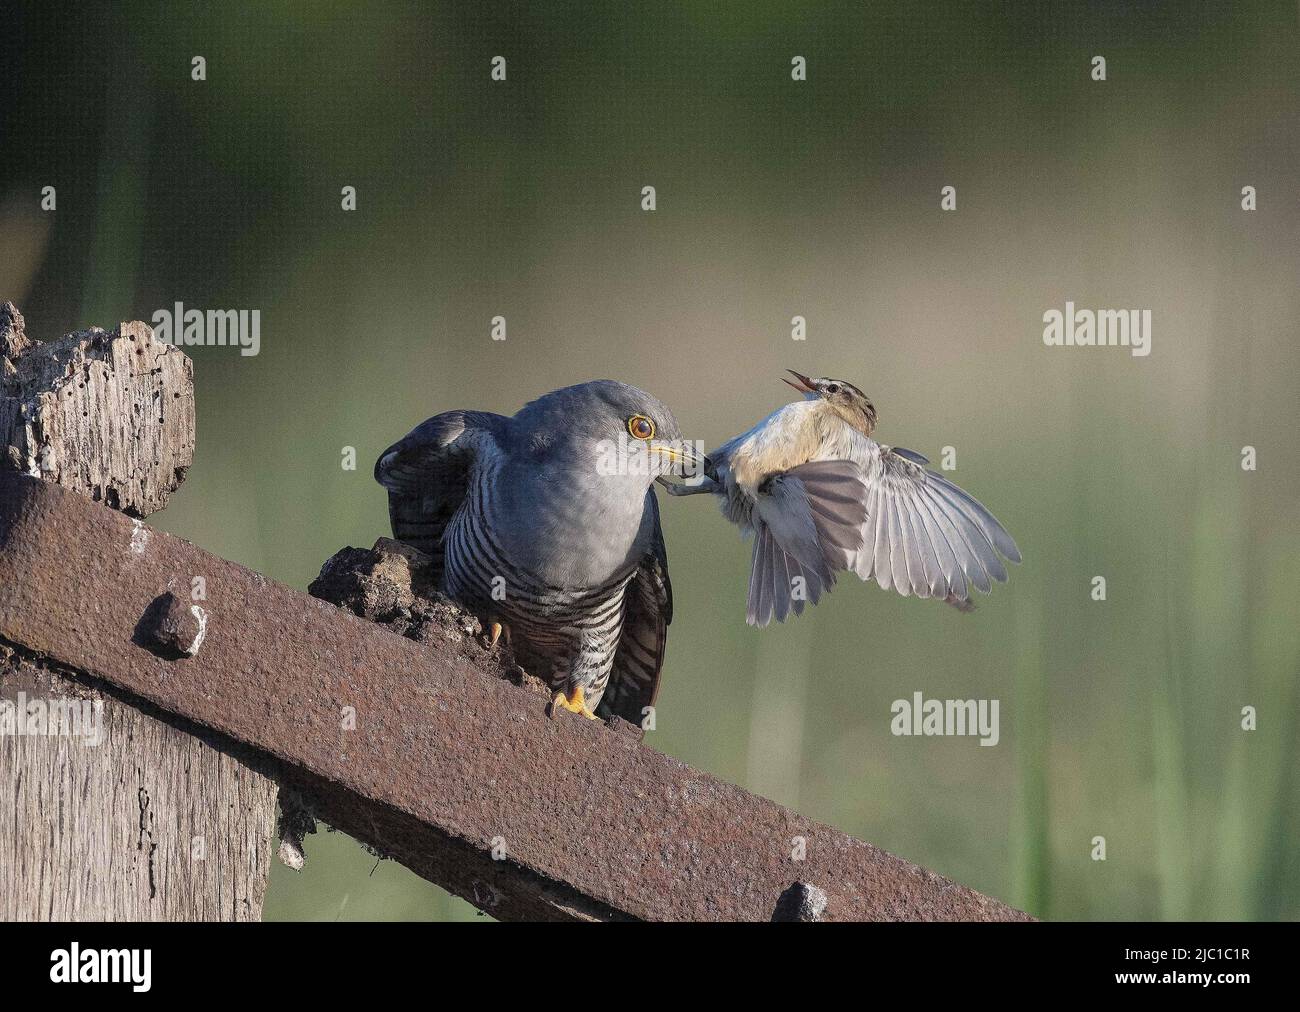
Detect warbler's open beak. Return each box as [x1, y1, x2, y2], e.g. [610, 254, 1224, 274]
[652, 440, 717, 484]
[783, 369, 816, 394]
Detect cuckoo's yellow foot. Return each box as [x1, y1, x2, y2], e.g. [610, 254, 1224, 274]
[549, 684, 599, 720]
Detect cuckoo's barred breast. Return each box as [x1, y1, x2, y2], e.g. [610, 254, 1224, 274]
[443, 458, 635, 697]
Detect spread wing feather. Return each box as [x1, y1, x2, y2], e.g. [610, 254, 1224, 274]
[745, 460, 868, 627]
[848, 442, 1020, 606]
[373, 410, 508, 583]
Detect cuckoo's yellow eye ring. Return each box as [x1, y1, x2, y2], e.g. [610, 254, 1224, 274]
[627, 415, 655, 440]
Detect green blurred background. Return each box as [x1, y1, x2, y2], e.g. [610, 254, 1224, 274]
[4, 2, 1297, 921]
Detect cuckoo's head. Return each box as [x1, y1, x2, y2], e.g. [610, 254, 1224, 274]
[515, 379, 715, 486]
[783, 369, 878, 435]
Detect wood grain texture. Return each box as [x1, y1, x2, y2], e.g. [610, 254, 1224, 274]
[0, 302, 194, 518]
[0, 651, 279, 921]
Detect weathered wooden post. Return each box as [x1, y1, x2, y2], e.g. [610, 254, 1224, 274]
[0, 302, 279, 920]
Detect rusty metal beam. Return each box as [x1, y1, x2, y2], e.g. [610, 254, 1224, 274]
[0, 472, 1029, 921]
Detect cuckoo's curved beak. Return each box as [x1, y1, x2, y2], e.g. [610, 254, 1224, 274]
[783, 369, 816, 394]
[652, 440, 717, 485]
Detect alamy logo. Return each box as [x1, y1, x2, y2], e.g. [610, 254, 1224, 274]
[50, 944, 151, 992]
[152, 302, 260, 356]
[891, 692, 1000, 746]
[0, 693, 103, 746]
[595, 434, 709, 479]
[1042, 301, 1151, 357]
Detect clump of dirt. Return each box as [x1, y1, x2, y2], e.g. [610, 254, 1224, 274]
[309, 538, 548, 699]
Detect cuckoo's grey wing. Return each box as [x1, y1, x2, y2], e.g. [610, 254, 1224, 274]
[374, 410, 508, 583]
[852, 444, 1021, 605]
[597, 490, 672, 726]
[747, 460, 868, 627]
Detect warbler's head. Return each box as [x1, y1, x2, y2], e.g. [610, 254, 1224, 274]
[783, 369, 877, 435]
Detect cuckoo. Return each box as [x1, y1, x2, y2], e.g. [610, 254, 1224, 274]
[375, 380, 713, 722]
[666, 370, 1021, 625]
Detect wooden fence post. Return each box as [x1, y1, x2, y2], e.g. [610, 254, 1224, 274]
[0, 303, 279, 921]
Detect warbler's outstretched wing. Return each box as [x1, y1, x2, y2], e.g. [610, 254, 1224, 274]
[847, 442, 1021, 606]
[746, 460, 868, 627]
